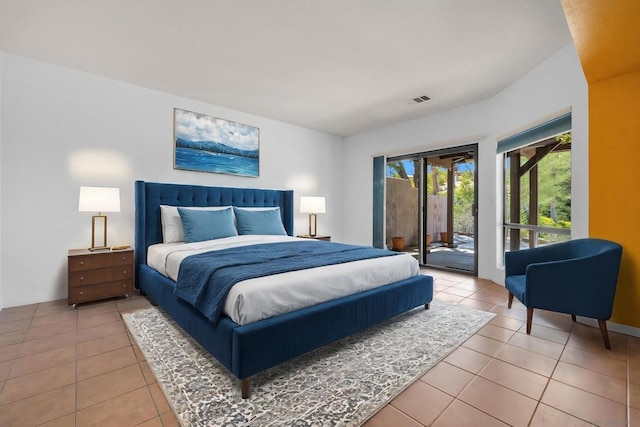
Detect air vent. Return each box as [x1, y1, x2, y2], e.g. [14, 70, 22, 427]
[410, 95, 431, 104]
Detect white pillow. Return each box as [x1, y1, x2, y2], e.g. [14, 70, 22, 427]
[160, 205, 232, 243]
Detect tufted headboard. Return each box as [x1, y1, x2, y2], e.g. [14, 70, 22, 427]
[134, 180, 294, 285]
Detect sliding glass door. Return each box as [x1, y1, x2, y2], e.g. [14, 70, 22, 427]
[385, 144, 478, 274]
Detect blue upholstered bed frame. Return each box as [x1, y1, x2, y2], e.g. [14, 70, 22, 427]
[134, 180, 433, 398]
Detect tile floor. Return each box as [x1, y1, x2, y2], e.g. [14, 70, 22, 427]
[0, 268, 638, 426]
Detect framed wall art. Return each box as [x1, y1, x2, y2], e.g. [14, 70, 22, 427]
[174, 108, 260, 177]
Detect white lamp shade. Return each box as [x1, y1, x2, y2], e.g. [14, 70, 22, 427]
[300, 196, 326, 214]
[78, 186, 121, 213]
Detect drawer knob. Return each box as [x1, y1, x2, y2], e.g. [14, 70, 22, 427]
[122, 256, 126, 260]
[123, 270, 127, 275]
[123, 283, 127, 288]
[80, 276, 84, 281]
[79, 291, 84, 295]
[79, 261, 84, 266]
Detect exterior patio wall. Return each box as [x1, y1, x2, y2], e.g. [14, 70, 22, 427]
[385, 178, 418, 248]
[426, 195, 447, 242]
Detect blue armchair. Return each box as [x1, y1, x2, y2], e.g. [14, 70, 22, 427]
[504, 238, 622, 349]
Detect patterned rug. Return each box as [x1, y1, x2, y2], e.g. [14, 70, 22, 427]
[123, 302, 495, 426]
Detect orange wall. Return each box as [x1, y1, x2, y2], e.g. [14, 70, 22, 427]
[562, 0, 640, 327]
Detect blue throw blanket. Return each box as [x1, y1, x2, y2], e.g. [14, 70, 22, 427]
[174, 241, 402, 323]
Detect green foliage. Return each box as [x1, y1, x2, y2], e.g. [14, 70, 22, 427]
[453, 170, 475, 234]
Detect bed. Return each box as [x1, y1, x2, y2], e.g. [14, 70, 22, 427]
[134, 180, 433, 398]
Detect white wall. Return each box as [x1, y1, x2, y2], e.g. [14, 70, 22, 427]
[0, 52, 344, 308]
[343, 43, 588, 284]
[0, 55, 3, 309]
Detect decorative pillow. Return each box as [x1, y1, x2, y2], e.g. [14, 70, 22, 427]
[160, 205, 231, 243]
[233, 207, 287, 235]
[177, 207, 238, 243]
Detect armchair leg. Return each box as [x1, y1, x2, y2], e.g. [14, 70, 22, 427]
[526, 308, 533, 334]
[571, 314, 576, 322]
[598, 320, 611, 350]
[507, 293, 514, 309]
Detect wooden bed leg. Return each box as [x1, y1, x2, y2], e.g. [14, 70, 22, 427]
[526, 308, 533, 334]
[425, 302, 430, 309]
[598, 320, 611, 350]
[241, 378, 251, 399]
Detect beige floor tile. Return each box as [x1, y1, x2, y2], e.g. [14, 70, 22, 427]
[507, 332, 565, 359]
[490, 305, 529, 321]
[76, 364, 146, 409]
[391, 380, 453, 426]
[531, 310, 574, 332]
[8, 344, 75, 379]
[450, 281, 486, 292]
[421, 361, 475, 397]
[461, 334, 504, 357]
[76, 331, 130, 360]
[0, 361, 75, 405]
[137, 417, 164, 427]
[518, 322, 570, 345]
[440, 287, 474, 298]
[479, 359, 549, 400]
[529, 403, 594, 427]
[77, 301, 118, 318]
[432, 399, 508, 427]
[0, 360, 13, 381]
[552, 361, 627, 404]
[567, 322, 628, 355]
[630, 406, 640, 427]
[444, 346, 491, 374]
[560, 345, 627, 380]
[116, 297, 153, 313]
[468, 292, 505, 305]
[34, 303, 74, 318]
[160, 411, 180, 427]
[0, 319, 31, 335]
[17, 331, 76, 358]
[434, 292, 465, 303]
[0, 329, 27, 346]
[628, 335, 640, 360]
[0, 342, 21, 363]
[76, 319, 125, 343]
[0, 310, 35, 323]
[24, 318, 77, 341]
[631, 357, 640, 384]
[541, 379, 626, 426]
[478, 324, 516, 343]
[139, 361, 157, 385]
[495, 343, 558, 377]
[0, 303, 38, 314]
[489, 315, 524, 331]
[458, 298, 496, 312]
[0, 384, 75, 426]
[630, 382, 640, 410]
[77, 346, 138, 381]
[76, 386, 158, 427]
[77, 311, 124, 330]
[363, 405, 422, 427]
[38, 413, 76, 427]
[458, 376, 537, 426]
[148, 382, 171, 415]
[30, 310, 77, 328]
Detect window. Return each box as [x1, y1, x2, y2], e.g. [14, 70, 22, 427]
[499, 113, 572, 253]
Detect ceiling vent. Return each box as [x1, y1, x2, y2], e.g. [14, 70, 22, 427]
[410, 95, 431, 104]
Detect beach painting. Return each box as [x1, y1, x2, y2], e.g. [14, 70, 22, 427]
[174, 108, 259, 177]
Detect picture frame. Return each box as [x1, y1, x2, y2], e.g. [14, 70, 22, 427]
[173, 108, 260, 177]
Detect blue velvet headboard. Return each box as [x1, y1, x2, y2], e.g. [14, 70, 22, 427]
[134, 180, 294, 284]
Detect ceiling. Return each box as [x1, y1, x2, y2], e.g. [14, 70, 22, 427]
[0, 0, 572, 136]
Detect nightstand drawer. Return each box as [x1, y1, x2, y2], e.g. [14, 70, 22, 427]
[68, 250, 133, 272]
[69, 280, 133, 304]
[68, 266, 132, 287]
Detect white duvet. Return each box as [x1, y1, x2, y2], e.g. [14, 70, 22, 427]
[147, 235, 420, 325]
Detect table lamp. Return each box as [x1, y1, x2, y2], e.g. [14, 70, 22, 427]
[78, 186, 121, 251]
[300, 196, 325, 237]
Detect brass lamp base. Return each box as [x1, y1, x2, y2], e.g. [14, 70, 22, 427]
[89, 214, 110, 251]
[308, 213, 318, 237]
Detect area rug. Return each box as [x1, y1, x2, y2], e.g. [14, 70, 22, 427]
[123, 302, 495, 426]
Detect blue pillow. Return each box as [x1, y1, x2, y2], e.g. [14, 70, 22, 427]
[233, 207, 287, 235]
[177, 207, 238, 243]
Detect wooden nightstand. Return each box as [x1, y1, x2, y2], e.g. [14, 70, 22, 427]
[297, 235, 331, 241]
[67, 247, 134, 306]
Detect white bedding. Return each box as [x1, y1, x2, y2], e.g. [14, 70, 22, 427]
[147, 235, 420, 325]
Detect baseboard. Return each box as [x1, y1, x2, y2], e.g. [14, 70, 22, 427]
[576, 317, 640, 338]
